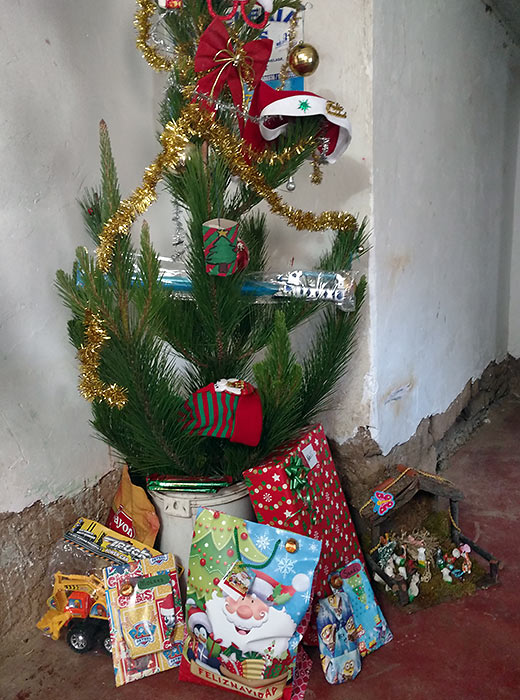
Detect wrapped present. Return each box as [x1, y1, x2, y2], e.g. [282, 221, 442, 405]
[243, 424, 364, 643]
[179, 508, 321, 700]
[103, 553, 184, 686]
[316, 590, 361, 684]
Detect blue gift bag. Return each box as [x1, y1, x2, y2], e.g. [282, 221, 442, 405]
[333, 559, 393, 657]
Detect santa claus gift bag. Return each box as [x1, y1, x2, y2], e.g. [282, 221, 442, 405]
[179, 508, 322, 700]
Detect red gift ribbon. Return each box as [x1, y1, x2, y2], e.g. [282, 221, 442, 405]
[194, 19, 272, 119]
[283, 456, 318, 531]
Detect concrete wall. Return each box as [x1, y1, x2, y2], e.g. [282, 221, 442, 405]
[371, 0, 519, 453]
[0, 1, 158, 512]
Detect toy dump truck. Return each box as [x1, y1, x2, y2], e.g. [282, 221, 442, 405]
[37, 572, 111, 654]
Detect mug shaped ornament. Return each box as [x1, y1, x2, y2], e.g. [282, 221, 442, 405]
[203, 218, 248, 277]
[206, 0, 273, 29]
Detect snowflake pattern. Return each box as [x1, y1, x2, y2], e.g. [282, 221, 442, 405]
[302, 589, 311, 604]
[275, 553, 296, 576]
[256, 533, 272, 552]
[309, 542, 319, 552]
[264, 493, 272, 503]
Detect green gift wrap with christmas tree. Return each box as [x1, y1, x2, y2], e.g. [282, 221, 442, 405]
[179, 508, 321, 700]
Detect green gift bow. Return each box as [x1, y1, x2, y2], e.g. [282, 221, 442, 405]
[284, 456, 317, 528]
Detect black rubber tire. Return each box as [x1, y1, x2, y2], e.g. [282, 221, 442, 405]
[66, 622, 96, 654]
[98, 628, 112, 655]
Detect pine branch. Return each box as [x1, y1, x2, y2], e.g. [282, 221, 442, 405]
[99, 119, 121, 223]
[79, 190, 103, 245]
[319, 217, 369, 271]
[253, 311, 304, 451]
[134, 221, 163, 337]
[299, 278, 367, 422]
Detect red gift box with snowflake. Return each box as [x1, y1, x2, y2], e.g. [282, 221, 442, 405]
[243, 424, 364, 644]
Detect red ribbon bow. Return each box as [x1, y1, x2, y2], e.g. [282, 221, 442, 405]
[194, 19, 272, 125]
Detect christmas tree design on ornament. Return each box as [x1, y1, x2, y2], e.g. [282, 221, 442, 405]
[202, 219, 249, 277]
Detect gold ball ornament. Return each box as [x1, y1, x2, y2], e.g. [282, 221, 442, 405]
[288, 43, 320, 77]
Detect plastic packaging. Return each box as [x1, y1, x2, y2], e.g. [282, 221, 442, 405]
[104, 553, 184, 686]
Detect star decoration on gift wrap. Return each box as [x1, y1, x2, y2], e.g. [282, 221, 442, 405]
[298, 99, 311, 113]
[272, 473, 281, 482]
[284, 509, 293, 519]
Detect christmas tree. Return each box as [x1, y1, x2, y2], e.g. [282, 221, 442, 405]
[187, 509, 271, 608]
[56, 0, 367, 482]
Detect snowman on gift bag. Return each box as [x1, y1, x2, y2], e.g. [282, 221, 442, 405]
[205, 571, 311, 658]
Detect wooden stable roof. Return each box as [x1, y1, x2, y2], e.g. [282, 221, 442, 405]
[361, 464, 464, 526]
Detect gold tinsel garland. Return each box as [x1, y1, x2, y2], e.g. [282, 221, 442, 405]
[96, 122, 190, 272]
[78, 310, 128, 409]
[183, 105, 356, 231]
[97, 104, 356, 270]
[277, 9, 301, 90]
[135, 0, 175, 72]
[243, 134, 316, 166]
[311, 150, 324, 185]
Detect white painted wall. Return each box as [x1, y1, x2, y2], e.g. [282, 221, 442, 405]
[371, 0, 519, 453]
[0, 1, 159, 512]
[281, 0, 374, 441]
[508, 65, 520, 358]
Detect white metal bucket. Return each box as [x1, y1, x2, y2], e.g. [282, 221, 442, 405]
[149, 481, 254, 588]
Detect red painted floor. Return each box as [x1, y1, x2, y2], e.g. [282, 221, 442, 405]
[2, 397, 519, 700]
